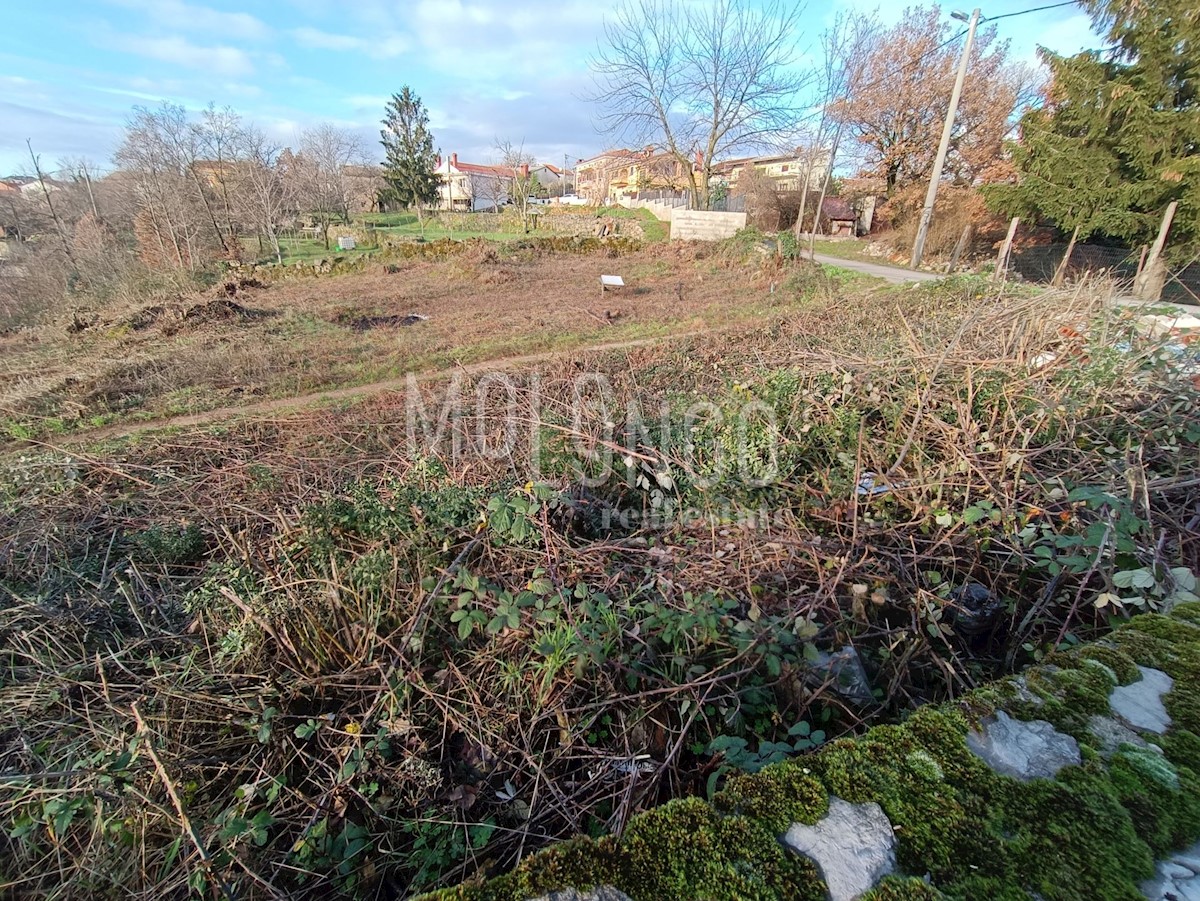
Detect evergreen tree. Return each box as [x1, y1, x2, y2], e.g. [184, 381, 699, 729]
[380, 87, 441, 225]
[990, 0, 1198, 251]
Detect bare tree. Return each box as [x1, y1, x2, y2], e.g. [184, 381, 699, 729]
[57, 157, 102, 221]
[27, 141, 77, 269]
[116, 106, 212, 270]
[148, 103, 233, 256]
[794, 11, 880, 238]
[590, 0, 808, 209]
[297, 125, 371, 248]
[236, 126, 293, 264]
[196, 104, 247, 254]
[495, 139, 536, 228]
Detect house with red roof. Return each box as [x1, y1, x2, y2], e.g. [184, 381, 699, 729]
[531, 162, 573, 197]
[434, 153, 521, 212]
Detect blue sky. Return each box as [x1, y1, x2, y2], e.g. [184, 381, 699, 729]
[0, 0, 1104, 178]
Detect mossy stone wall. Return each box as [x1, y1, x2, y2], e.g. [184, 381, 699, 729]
[423, 604, 1200, 901]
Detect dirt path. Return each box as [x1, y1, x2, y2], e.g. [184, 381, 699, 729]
[61, 330, 708, 445]
[811, 252, 941, 284]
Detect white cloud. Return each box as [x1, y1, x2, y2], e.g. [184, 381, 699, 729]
[108, 35, 257, 77]
[346, 94, 393, 111]
[102, 0, 271, 41]
[0, 100, 122, 175]
[291, 27, 408, 59]
[292, 26, 363, 52]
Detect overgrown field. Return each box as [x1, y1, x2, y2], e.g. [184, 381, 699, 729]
[1, 241, 1197, 898]
[2, 237, 798, 440]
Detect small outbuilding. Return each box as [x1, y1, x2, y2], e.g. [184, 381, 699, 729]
[819, 197, 858, 238]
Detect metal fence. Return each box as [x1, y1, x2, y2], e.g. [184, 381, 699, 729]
[1010, 243, 1200, 305]
[710, 195, 747, 213]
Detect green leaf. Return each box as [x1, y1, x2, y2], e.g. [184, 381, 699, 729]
[160, 834, 184, 880]
[962, 505, 988, 525]
[1132, 569, 1157, 589]
[1171, 568, 1197, 592]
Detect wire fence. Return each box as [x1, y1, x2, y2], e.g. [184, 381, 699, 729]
[1010, 243, 1200, 305]
[710, 194, 747, 213]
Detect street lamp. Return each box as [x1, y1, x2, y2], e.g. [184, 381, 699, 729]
[910, 7, 982, 269]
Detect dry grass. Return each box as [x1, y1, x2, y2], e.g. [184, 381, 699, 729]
[0, 241, 798, 439]
[1, 255, 1197, 898]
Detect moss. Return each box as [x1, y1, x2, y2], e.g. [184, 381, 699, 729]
[1160, 728, 1200, 772]
[938, 876, 1031, 901]
[974, 661, 1118, 743]
[1073, 645, 1142, 685]
[1109, 627, 1176, 671]
[428, 609, 1200, 901]
[814, 716, 1000, 883]
[1173, 601, 1200, 627]
[493, 835, 622, 901]
[713, 760, 828, 834]
[1107, 748, 1200, 856]
[1056, 643, 1137, 686]
[987, 766, 1153, 900]
[1129, 613, 1200, 646]
[428, 835, 621, 901]
[1111, 612, 1200, 734]
[905, 751, 944, 783]
[617, 798, 823, 901]
[860, 876, 945, 900]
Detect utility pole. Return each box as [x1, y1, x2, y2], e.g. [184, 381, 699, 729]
[910, 7, 980, 270]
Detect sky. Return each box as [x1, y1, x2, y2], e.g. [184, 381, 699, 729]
[0, 0, 1106, 178]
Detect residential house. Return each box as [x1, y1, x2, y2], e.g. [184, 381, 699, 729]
[575, 149, 639, 204]
[711, 150, 831, 193]
[435, 153, 522, 212]
[576, 148, 691, 205]
[343, 164, 386, 214]
[0, 175, 60, 196]
[531, 163, 573, 197]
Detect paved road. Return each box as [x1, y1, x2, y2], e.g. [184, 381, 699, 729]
[811, 252, 942, 284]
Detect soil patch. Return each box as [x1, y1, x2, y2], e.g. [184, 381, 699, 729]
[182, 298, 271, 325]
[338, 313, 429, 331]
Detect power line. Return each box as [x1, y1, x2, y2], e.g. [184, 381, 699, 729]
[805, 0, 1084, 126]
[986, 1, 1078, 22]
[787, 26, 970, 135]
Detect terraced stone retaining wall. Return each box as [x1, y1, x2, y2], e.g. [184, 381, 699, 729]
[424, 605, 1200, 901]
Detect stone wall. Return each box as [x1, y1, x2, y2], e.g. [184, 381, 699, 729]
[424, 605, 1200, 901]
[670, 210, 749, 241]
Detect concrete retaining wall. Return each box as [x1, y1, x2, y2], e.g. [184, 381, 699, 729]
[670, 209, 748, 241]
[617, 198, 679, 222]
